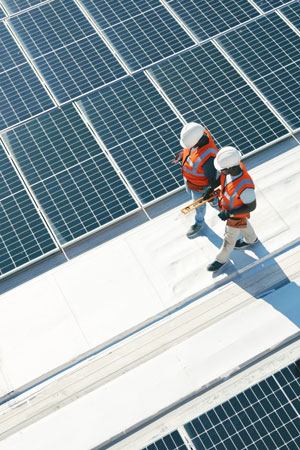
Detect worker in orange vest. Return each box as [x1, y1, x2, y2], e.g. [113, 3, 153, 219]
[174, 122, 219, 238]
[204, 146, 258, 272]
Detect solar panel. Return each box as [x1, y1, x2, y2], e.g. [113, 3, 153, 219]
[280, 1, 300, 30]
[140, 430, 188, 450]
[81, 0, 195, 71]
[76, 72, 184, 204]
[1, 0, 48, 14]
[217, 13, 300, 130]
[0, 21, 26, 72]
[253, 0, 293, 12]
[165, 0, 259, 42]
[0, 20, 54, 131]
[2, 104, 139, 244]
[8, 0, 127, 103]
[0, 146, 57, 277]
[148, 43, 288, 155]
[184, 360, 300, 450]
[0, 63, 55, 132]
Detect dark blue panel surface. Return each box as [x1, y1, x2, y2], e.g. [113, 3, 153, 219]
[77, 73, 184, 204]
[0, 63, 55, 131]
[2, 105, 138, 244]
[0, 191, 56, 276]
[185, 360, 300, 450]
[217, 14, 300, 129]
[141, 430, 188, 450]
[253, 0, 292, 11]
[82, 0, 159, 29]
[2, 0, 46, 14]
[149, 44, 288, 154]
[167, 0, 259, 42]
[33, 34, 126, 103]
[9, 0, 95, 59]
[8, 0, 127, 102]
[0, 22, 26, 72]
[82, 0, 194, 71]
[0, 146, 56, 277]
[0, 6, 5, 18]
[280, 1, 300, 31]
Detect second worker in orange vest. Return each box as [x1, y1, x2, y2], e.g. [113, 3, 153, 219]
[203, 146, 258, 272]
[174, 122, 219, 238]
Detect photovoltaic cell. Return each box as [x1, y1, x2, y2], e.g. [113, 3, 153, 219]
[166, 0, 259, 42]
[81, 0, 195, 71]
[1, 0, 47, 14]
[0, 147, 56, 277]
[2, 104, 138, 244]
[253, 0, 293, 12]
[280, 1, 300, 31]
[217, 14, 300, 129]
[76, 72, 184, 204]
[8, 0, 127, 103]
[140, 430, 188, 450]
[184, 360, 300, 450]
[148, 43, 288, 155]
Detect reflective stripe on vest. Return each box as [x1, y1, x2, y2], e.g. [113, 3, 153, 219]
[184, 148, 217, 177]
[219, 164, 255, 218]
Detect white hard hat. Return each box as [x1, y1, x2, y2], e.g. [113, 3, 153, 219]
[214, 146, 241, 171]
[180, 122, 204, 148]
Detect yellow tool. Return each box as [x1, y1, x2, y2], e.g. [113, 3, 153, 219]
[181, 192, 218, 214]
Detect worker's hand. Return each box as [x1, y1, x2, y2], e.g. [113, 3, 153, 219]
[172, 150, 183, 164]
[202, 185, 214, 200]
[218, 210, 231, 221]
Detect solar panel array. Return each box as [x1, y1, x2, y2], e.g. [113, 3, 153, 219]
[141, 359, 300, 450]
[0, 0, 299, 277]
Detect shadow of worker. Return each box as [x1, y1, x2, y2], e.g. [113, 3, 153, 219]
[213, 239, 300, 328]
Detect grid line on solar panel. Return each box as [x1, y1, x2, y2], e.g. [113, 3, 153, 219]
[164, 0, 260, 42]
[148, 43, 288, 155]
[184, 360, 300, 450]
[77, 0, 195, 72]
[216, 13, 300, 130]
[2, 104, 139, 244]
[280, 1, 300, 31]
[76, 72, 184, 204]
[7, 0, 127, 103]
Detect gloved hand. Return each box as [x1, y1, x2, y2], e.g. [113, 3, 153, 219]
[172, 150, 183, 164]
[218, 210, 231, 221]
[202, 185, 214, 200]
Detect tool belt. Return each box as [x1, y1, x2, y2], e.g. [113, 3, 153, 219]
[186, 180, 205, 192]
[227, 217, 247, 228]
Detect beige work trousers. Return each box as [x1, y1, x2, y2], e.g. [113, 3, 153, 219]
[216, 220, 257, 264]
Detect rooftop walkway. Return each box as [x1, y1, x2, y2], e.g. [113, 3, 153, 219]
[0, 135, 300, 449]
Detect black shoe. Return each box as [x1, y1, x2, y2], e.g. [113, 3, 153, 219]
[186, 223, 204, 238]
[235, 238, 258, 249]
[207, 260, 225, 272]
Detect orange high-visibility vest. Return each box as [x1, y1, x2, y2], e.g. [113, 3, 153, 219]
[219, 162, 255, 218]
[181, 129, 218, 187]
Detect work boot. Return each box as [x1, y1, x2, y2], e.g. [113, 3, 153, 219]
[186, 223, 204, 238]
[207, 260, 226, 272]
[235, 238, 258, 249]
